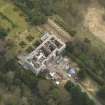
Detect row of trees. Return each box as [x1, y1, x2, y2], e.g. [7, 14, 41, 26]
[13, 0, 54, 25]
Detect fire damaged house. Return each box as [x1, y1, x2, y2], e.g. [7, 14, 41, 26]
[19, 33, 66, 75]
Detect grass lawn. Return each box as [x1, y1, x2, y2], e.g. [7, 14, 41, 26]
[0, 0, 6, 8]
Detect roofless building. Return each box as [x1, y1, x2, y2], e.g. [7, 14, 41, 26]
[19, 33, 66, 75]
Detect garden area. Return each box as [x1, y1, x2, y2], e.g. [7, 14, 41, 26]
[0, 0, 43, 58]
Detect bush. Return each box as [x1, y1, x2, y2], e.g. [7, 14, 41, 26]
[78, 69, 86, 80]
[19, 41, 26, 48]
[26, 35, 34, 42]
[0, 28, 7, 39]
[33, 40, 41, 47]
[26, 46, 34, 53]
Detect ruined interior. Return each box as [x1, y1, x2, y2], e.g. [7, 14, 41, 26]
[21, 33, 66, 74]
